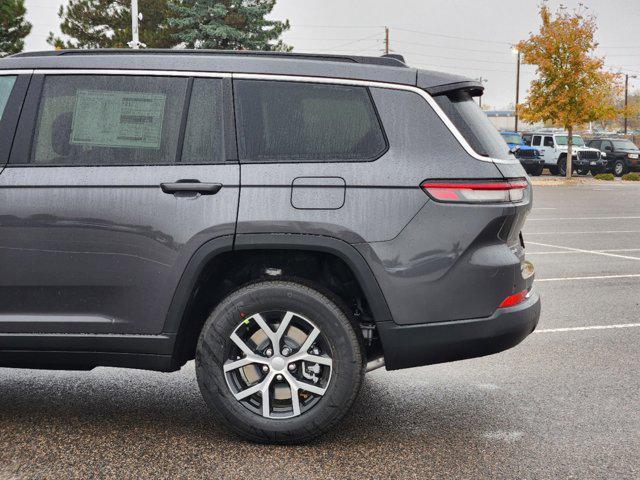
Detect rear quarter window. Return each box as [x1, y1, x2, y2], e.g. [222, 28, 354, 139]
[234, 80, 387, 162]
[433, 90, 509, 160]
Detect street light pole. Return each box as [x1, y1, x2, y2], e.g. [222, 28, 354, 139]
[513, 49, 521, 132]
[624, 74, 637, 135]
[130, 0, 140, 49]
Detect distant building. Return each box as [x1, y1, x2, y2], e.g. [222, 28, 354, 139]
[484, 110, 540, 132]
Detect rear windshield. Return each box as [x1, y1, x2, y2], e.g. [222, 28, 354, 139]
[434, 90, 510, 160]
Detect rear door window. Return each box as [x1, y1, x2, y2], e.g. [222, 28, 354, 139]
[543, 136, 554, 147]
[234, 80, 387, 162]
[25, 75, 189, 166]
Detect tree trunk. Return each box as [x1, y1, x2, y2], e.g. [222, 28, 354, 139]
[566, 125, 573, 179]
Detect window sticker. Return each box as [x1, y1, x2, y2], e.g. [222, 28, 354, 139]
[70, 90, 166, 149]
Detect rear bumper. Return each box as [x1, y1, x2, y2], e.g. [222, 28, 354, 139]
[377, 290, 541, 370]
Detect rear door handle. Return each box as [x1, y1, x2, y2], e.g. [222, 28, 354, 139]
[160, 180, 222, 195]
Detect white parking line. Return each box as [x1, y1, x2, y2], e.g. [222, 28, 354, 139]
[528, 216, 640, 221]
[535, 323, 640, 333]
[527, 230, 640, 235]
[527, 251, 587, 255]
[537, 274, 640, 282]
[528, 248, 640, 255]
[528, 241, 640, 262]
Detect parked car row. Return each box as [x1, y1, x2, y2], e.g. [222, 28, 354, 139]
[500, 129, 640, 177]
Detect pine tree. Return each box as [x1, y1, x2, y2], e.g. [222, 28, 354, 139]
[168, 0, 291, 51]
[48, 0, 179, 49]
[0, 0, 32, 57]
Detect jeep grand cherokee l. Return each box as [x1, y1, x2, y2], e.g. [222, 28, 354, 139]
[0, 50, 540, 443]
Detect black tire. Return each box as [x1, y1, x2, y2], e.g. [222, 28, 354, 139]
[577, 166, 590, 176]
[556, 155, 575, 177]
[528, 165, 543, 176]
[614, 160, 627, 177]
[196, 280, 365, 444]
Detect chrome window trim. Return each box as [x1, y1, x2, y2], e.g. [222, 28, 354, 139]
[0, 70, 34, 75]
[0, 67, 517, 165]
[233, 73, 516, 165]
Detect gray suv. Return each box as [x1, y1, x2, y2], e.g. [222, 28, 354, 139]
[0, 50, 540, 443]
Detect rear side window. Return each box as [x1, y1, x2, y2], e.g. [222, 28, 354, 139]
[0, 76, 16, 120]
[434, 90, 509, 160]
[29, 75, 188, 166]
[234, 80, 387, 162]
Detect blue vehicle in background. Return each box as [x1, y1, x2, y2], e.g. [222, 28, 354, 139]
[500, 131, 545, 176]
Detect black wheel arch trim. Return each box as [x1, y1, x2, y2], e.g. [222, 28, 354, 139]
[162, 233, 393, 337]
[233, 233, 394, 324]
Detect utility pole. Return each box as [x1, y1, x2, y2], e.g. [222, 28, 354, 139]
[130, 0, 140, 49]
[384, 26, 389, 55]
[513, 49, 521, 132]
[624, 74, 637, 135]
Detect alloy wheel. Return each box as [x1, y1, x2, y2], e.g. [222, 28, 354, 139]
[223, 310, 333, 419]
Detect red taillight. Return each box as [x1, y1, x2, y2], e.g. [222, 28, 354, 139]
[498, 289, 528, 308]
[421, 179, 527, 203]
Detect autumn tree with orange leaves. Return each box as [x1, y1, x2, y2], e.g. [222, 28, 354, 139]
[517, 3, 622, 178]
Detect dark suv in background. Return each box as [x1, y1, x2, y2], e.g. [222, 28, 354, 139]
[0, 50, 540, 443]
[587, 137, 640, 176]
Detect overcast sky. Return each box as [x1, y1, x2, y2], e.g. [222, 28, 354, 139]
[23, 0, 640, 109]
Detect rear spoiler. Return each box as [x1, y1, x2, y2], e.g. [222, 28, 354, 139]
[424, 81, 484, 97]
[416, 69, 484, 97]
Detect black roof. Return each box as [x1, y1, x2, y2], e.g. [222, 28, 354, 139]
[1, 49, 482, 96]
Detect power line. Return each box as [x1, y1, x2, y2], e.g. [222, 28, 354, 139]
[390, 27, 513, 46]
[401, 50, 516, 65]
[317, 33, 381, 52]
[392, 39, 510, 55]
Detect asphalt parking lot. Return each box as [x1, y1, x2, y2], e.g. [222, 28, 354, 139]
[1, 183, 639, 480]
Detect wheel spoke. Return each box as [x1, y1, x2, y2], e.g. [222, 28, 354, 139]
[234, 373, 272, 401]
[290, 383, 301, 416]
[298, 327, 320, 355]
[285, 371, 327, 397]
[251, 313, 279, 355]
[274, 311, 294, 345]
[223, 354, 267, 373]
[230, 332, 256, 357]
[261, 379, 272, 418]
[298, 353, 332, 367]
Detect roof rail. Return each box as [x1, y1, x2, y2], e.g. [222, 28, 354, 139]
[10, 49, 409, 68]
